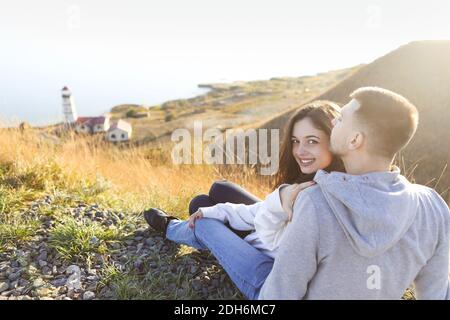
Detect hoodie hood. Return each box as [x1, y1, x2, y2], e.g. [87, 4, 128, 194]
[313, 167, 419, 258]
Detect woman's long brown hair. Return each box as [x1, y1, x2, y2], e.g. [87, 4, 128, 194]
[273, 100, 345, 189]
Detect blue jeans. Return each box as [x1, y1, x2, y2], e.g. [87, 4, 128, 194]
[166, 218, 274, 300]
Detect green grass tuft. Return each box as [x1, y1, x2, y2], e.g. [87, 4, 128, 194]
[48, 218, 125, 263]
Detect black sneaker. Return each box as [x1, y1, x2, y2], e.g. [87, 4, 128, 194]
[143, 208, 178, 235]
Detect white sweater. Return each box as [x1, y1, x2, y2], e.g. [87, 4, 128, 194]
[198, 185, 289, 259]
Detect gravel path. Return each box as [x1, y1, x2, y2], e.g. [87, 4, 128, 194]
[0, 195, 242, 300]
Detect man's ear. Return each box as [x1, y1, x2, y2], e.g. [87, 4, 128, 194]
[348, 131, 364, 150]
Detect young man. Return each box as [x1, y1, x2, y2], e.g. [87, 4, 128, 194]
[259, 87, 450, 299]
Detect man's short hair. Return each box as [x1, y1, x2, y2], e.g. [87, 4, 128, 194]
[350, 87, 419, 158]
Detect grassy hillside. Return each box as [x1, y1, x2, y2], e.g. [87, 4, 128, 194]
[105, 67, 357, 145]
[0, 127, 276, 300]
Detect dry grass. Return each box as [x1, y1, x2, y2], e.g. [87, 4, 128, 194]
[0, 127, 273, 219]
[0, 126, 273, 299]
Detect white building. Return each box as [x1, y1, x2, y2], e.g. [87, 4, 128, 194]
[61, 86, 78, 124]
[106, 119, 132, 142]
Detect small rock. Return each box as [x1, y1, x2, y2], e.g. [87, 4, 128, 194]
[52, 266, 58, 275]
[102, 220, 113, 227]
[58, 286, 68, 294]
[66, 265, 82, 290]
[9, 280, 18, 289]
[36, 287, 51, 297]
[27, 265, 38, 275]
[110, 243, 121, 250]
[89, 236, 100, 246]
[0, 282, 9, 293]
[86, 275, 98, 282]
[83, 291, 95, 300]
[42, 266, 52, 275]
[18, 279, 30, 287]
[67, 289, 75, 299]
[134, 228, 147, 236]
[85, 210, 94, 216]
[18, 260, 29, 267]
[51, 278, 67, 287]
[0, 264, 9, 273]
[95, 211, 104, 218]
[33, 278, 45, 288]
[1, 290, 13, 297]
[72, 291, 82, 300]
[145, 239, 155, 246]
[38, 260, 47, 268]
[134, 260, 144, 272]
[190, 266, 199, 274]
[94, 254, 106, 265]
[66, 265, 81, 274]
[36, 251, 48, 261]
[8, 271, 22, 282]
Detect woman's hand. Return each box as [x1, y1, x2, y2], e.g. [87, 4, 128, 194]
[188, 210, 204, 228]
[280, 181, 316, 221]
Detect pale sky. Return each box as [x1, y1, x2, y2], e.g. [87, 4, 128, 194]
[1, 0, 450, 124]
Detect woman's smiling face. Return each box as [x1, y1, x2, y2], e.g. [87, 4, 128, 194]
[291, 118, 334, 174]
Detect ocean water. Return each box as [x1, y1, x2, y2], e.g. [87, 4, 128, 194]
[0, 78, 212, 126]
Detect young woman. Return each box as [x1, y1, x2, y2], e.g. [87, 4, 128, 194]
[143, 100, 344, 298]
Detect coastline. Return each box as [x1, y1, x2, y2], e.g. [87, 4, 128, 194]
[0, 84, 214, 128]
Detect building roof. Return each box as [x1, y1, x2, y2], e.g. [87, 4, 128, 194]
[90, 116, 108, 126]
[109, 119, 132, 133]
[76, 116, 109, 127]
[75, 117, 92, 125]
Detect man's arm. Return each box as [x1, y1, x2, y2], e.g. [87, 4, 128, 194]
[258, 192, 320, 299]
[414, 237, 450, 299]
[414, 194, 450, 300]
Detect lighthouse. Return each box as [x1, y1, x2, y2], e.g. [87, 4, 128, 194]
[61, 86, 78, 124]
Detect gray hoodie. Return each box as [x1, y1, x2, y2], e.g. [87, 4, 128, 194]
[258, 167, 450, 299]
